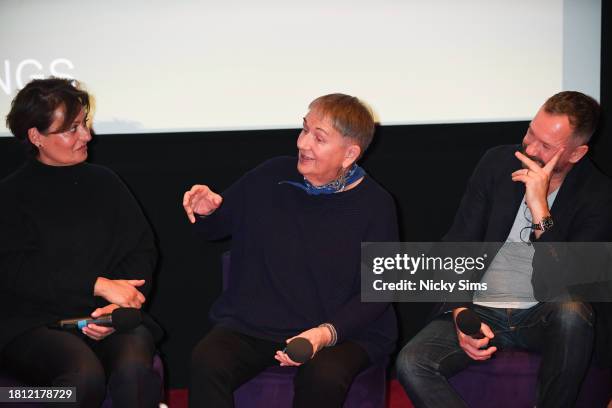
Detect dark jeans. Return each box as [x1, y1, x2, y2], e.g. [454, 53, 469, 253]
[1, 325, 161, 408]
[396, 302, 594, 408]
[189, 326, 370, 408]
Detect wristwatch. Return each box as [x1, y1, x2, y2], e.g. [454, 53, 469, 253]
[532, 215, 554, 232]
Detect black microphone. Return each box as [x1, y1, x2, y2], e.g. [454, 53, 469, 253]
[455, 308, 499, 350]
[55, 308, 142, 332]
[284, 337, 313, 363]
[455, 308, 485, 339]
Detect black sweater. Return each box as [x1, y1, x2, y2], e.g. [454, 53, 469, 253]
[0, 159, 157, 352]
[195, 156, 398, 362]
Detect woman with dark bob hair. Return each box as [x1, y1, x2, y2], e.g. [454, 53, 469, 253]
[0, 78, 161, 407]
[183, 93, 398, 407]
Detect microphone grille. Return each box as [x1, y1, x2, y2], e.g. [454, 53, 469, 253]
[285, 337, 313, 364]
[111, 308, 142, 332]
[456, 309, 481, 336]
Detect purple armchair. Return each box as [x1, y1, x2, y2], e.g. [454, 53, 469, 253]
[0, 354, 164, 408]
[233, 362, 387, 408]
[222, 252, 389, 408]
[448, 350, 612, 408]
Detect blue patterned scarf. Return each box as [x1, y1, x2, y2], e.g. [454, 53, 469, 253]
[280, 164, 365, 195]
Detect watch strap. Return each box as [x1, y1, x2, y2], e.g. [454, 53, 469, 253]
[532, 215, 554, 231]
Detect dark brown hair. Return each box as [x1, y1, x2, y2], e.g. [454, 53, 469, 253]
[543, 91, 600, 142]
[6, 77, 90, 154]
[308, 93, 375, 157]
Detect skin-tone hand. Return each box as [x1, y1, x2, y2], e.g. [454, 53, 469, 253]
[82, 304, 119, 341]
[512, 149, 563, 238]
[93, 277, 146, 308]
[453, 307, 497, 361]
[274, 326, 333, 367]
[182, 184, 223, 223]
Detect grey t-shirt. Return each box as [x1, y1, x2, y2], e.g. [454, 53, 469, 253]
[473, 189, 559, 309]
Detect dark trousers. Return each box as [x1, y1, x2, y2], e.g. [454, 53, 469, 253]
[1, 325, 161, 408]
[396, 302, 594, 408]
[189, 326, 370, 408]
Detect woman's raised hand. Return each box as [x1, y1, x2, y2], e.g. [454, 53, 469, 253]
[182, 184, 223, 223]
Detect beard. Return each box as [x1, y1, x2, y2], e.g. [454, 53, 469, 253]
[520, 142, 568, 174]
[520, 143, 546, 167]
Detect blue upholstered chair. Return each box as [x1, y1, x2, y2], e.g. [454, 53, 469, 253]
[221, 252, 388, 408]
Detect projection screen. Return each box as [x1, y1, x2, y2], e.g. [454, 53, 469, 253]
[0, 0, 601, 136]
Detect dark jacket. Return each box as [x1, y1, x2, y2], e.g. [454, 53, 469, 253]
[432, 144, 612, 365]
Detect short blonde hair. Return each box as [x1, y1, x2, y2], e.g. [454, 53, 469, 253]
[309, 93, 375, 156]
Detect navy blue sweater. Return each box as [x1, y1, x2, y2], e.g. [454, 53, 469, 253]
[195, 157, 398, 362]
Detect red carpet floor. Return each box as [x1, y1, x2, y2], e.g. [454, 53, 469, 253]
[165, 379, 415, 408]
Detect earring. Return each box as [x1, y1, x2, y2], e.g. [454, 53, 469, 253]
[337, 167, 348, 187]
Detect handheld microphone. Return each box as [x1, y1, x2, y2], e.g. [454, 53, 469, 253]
[284, 337, 313, 364]
[456, 308, 498, 349]
[455, 308, 484, 339]
[55, 308, 142, 332]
